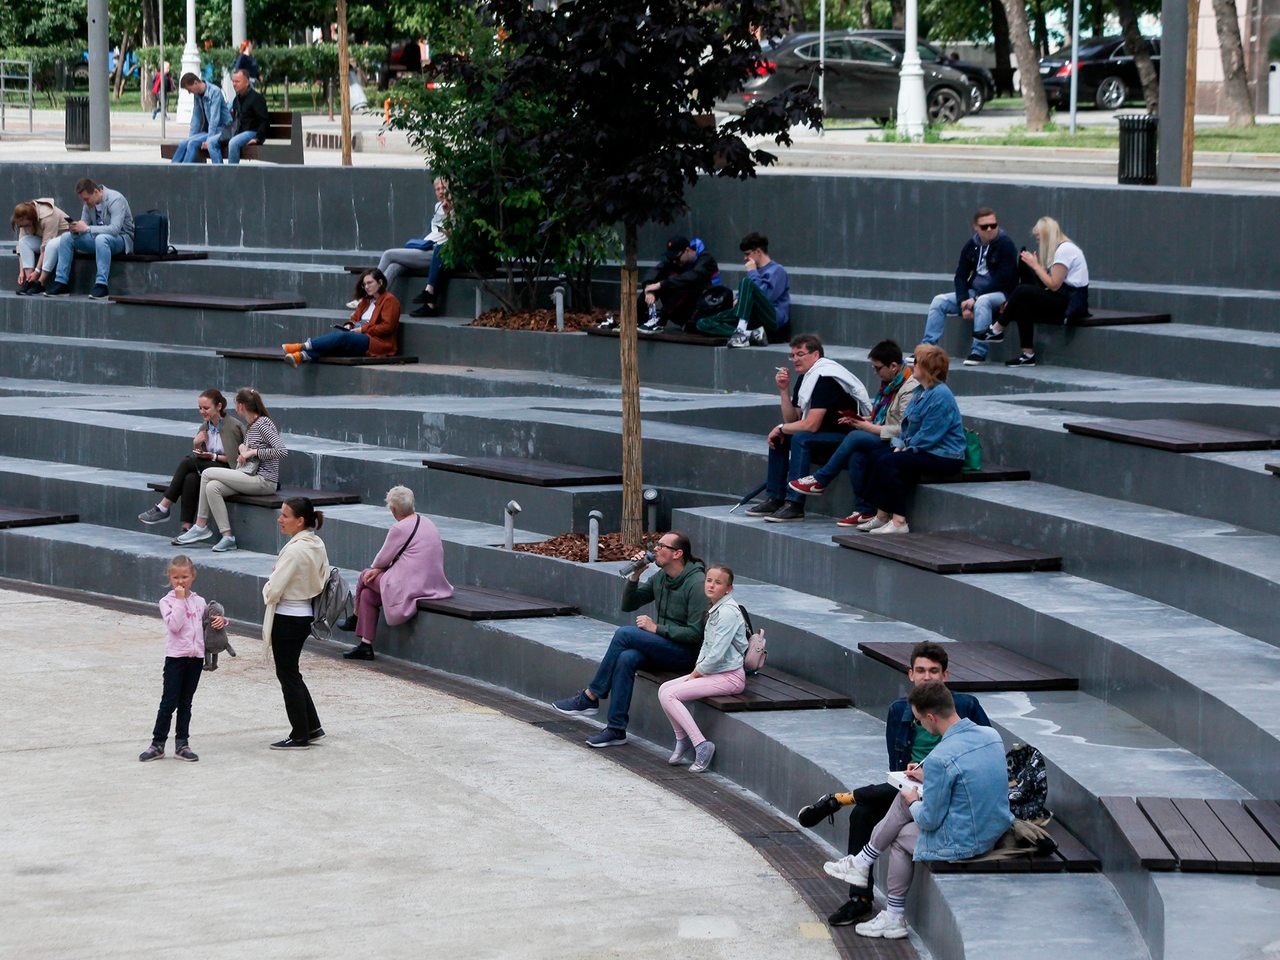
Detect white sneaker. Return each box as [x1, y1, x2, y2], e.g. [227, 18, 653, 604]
[727, 331, 750, 347]
[856, 515, 887, 532]
[211, 535, 237, 552]
[172, 525, 213, 545]
[345, 299, 359, 309]
[748, 327, 767, 346]
[823, 854, 871, 887]
[869, 521, 909, 535]
[855, 910, 908, 940]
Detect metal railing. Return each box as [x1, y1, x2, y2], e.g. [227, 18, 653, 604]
[0, 59, 34, 132]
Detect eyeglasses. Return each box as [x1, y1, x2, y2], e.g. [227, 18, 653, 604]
[977, 222, 999, 230]
[655, 541, 676, 551]
[789, 351, 812, 360]
[871, 363, 886, 373]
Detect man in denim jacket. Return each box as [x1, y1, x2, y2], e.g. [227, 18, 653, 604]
[828, 680, 1013, 940]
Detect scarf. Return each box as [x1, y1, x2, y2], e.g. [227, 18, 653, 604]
[870, 366, 911, 425]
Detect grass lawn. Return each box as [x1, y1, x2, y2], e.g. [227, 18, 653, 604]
[52, 86, 333, 114]
[943, 122, 1280, 153]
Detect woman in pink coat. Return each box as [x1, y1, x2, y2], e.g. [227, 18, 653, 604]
[341, 485, 452, 661]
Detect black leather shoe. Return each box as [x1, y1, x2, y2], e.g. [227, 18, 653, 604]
[409, 301, 437, 318]
[336, 614, 357, 632]
[827, 894, 874, 927]
[343, 642, 375, 660]
[798, 793, 846, 828]
[765, 501, 805, 523]
[744, 497, 785, 518]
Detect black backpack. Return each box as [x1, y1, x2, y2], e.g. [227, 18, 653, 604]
[133, 209, 170, 256]
[1006, 743, 1049, 822]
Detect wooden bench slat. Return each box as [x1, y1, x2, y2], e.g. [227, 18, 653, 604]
[74, 250, 208, 262]
[757, 667, 851, 706]
[416, 584, 577, 621]
[1036, 308, 1170, 327]
[856, 641, 1077, 692]
[1265, 464, 1280, 477]
[919, 464, 1032, 484]
[1137, 797, 1216, 870]
[217, 348, 418, 366]
[1043, 820, 1100, 871]
[1244, 800, 1280, 849]
[423, 456, 622, 487]
[835, 532, 1061, 574]
[0, 506, 79, 529]
[1064, 418, 1278, 453]
[110, 294, 306, 311]
[1172, 798, 1254, 872]
[1101, 796, 1177, 869]
[1206, 800, 1280, 874]
[636, 664, 848, 712]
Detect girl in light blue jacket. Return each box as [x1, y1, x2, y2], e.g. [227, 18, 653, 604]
[659, 564, 747, 773]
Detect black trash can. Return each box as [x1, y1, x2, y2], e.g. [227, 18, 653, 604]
[65, 96, 90, 151]
[1117, 113, 1158, 185]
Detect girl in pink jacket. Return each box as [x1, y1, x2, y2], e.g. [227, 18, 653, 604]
[139, 556, 225, 762]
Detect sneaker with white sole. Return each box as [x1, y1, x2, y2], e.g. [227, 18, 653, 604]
[855, 910, 908, 940]
[727, 331, 750, 347]
[837, 512, 876, 527]
[748, 327, 767, 346]
[856, 515, 887, 532]
[962, 352, 987, 366]
[211, 535, 237, 552]
[689, 740, 716, 772]
[823, 854, 871, 887]
[788, 476, 825, 496]
[552, 691, 599, 716]
[172, 525, 213, 545]
[869, 520, 909, 535]
[586, 727, 628, 748]
[668, 738, 691, 764]
[138, 505, 170, 524]
[1006, 352, 1037, 366]
[345, 299, 360, 309]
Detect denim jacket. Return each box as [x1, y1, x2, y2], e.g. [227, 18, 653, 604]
[886, 691, 990, 771]
[894, 383, 965, 460]
[189, 82, 231, 140]
[909, 718, 1014, 861]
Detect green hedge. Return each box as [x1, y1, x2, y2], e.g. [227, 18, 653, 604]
[133, 44, 387, 86]
[0, 44, 86, 90]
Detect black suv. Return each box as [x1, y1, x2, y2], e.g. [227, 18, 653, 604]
[1038, 36, 1160, 109]
[717, 32, 974, 123]
[853, 31, 996, 113]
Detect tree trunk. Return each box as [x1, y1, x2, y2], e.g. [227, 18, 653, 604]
[862, 0, 874, 29]
[1182, 0, 1200, 185]
[1115, 0, 1160, 113]
[1091, 0, 1105, 38]
[1032, 0, 1050, 56]
[889, 0, 905, 30]
[1211, 0, 1255, 127]
[1002, 0, 1051, 130]
[991, 0, 1013, 93]
[619, 223, 643, 545]
[337, 0, 353, 165]
[141, 0, 160, 46]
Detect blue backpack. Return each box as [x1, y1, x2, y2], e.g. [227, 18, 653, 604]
[133, 209, 170, 256]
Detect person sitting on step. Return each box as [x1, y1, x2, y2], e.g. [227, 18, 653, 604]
[40, 178, 135, 300]
[693, 231, 791, 347]
[796, 641, 991, 928]
[855, 344, 963, 535]
[282, 269, 401, 366]
[658, 563, 748, 774]
[973, 216, 1090, 368]
[788, 339, 918, 528]
[170, 72, 231, 164]
[639, 235, 721, 333]
[551, 532, 708, 748]
[822, 680, 1012, 940]
[745, 333, 871, 524]
[12, 199, 70, 296]
[376, 176, 452, 317]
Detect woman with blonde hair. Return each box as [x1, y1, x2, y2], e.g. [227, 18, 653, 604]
[974, 216, 1090, 367]
[11, 199, 70, 295]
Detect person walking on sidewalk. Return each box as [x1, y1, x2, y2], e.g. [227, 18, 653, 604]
[658, 564, 748, 773]
[261, 497, 331, 751]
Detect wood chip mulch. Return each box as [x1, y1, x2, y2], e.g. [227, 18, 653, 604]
[467, 307, 610, 332]
[511, 532, 660, 563]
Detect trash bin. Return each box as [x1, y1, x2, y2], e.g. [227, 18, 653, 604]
[1117, 113, 1158, 185]
[1269, 63, 1279, 116]
[64, 95, 90, 151]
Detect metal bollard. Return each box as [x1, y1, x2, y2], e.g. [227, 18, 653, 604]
[475, 286, 483, 319]
[552, 285, 566, 332]
[643, 488, 659, 534]
[588, 510, 603, 562]
[504, 500, 521, 550]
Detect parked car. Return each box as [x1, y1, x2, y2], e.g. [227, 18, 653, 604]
[1038, 36, 1160, 109]
[717, 32, 973, 124]
[853, 31, 995, 113]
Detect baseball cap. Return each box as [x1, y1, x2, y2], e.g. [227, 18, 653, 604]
[665, 235, 691, 261]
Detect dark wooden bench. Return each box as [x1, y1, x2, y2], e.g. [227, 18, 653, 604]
[109, 294, 305, 311]
[423, 456, 621, 487]
[416, 585, 579, 620]
[833, 532, 1062, 574]
[74, 251, 208, 263]
[0, 506, 79, 528]
[636, 665, 850, 712]
[1036, 308, 1170, 327]
[1103, 796, 1280, 874]
[929, 820, 1098, 873]
[585, 325, 723, 347]
[1264, 463, 1280, 477]
[1064, 418, 1278, 452]
[857, 641, 1077, 691]
[920, 464, 1030, 484]
[146, 481, 358, 509]
[217, 347, 419, 366]
[159, 111, 303, 164]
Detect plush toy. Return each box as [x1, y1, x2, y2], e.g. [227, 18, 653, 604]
[202, 601, 236, 671]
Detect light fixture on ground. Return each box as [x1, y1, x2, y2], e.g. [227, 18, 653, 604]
[504, 500, 521, 551]
[896, 0, 928, 138]
[588, 510, 603, 563]
[643, 487, 660, 534]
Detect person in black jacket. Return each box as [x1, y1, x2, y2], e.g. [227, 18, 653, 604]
[639, 235, 721, 332]
[209, 69, 270, 165]
[919, 207, 1017, 366]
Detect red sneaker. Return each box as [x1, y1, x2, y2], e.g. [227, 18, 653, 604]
[836, 512, 876, 527]
[788, 476, 826, 496]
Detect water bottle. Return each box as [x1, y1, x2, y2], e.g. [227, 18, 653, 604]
[618, 550, 656, 578]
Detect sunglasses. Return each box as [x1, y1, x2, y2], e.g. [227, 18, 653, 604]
[977, 222, 999, 230]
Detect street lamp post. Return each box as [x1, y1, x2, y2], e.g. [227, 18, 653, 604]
[896, 0, 928, 138]
[177, 0, 200, 123]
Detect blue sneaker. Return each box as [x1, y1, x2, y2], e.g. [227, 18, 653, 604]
[586, 727, 628, 748]
[552, 691, 599, 717]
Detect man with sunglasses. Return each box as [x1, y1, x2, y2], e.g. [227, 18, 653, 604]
[919, 207, 1017, 366]
[551, 532, 708, 748]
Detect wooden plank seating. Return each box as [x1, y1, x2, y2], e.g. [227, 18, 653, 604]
[1264, 464, 1280, 477]
[1036, 308, 1170, 327]
[217, 347, 418, 366]
[929, 820, 1098, 873]
[1104, 797, 1280, 874]
[145, 481, 358, 509]
[417, 584, 578, 620]
[635, 665, 851, 712]
[423, 456, 621, 487]
[919, 464, 1031, 484]
[585, 325, 723, 347]
[857, 641, 1078, 692]
[0, 506, 79, 529]
[74, 250, 208, 263]
[160, 111, 304, 164]
[1064, 418, 1278, 453]
[833, 532, 1062, 574]
[109, 294, 306, 311]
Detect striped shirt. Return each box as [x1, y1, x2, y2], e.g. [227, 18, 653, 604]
[245, 416, 287, 486]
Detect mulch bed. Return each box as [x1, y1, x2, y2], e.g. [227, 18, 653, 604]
[511, 532, 660, 563]
[468, 308, 611, 333]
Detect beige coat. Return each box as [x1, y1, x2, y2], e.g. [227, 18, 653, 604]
[261, 529, 330, 657]
[878, 376, 920, 440]
[19, 199, 71, 256]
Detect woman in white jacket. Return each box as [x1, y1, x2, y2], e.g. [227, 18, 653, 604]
[262, 496, 330, 750]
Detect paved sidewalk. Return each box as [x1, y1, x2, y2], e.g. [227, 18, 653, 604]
[0, 587, 838, 960]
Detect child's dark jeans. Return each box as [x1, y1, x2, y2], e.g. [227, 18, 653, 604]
[152, 656, 204, 745]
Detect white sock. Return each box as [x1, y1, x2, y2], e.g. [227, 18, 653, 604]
[855, 846, 879, 870]
[735, 319, 748, 334]
[155, 502, 169, 513]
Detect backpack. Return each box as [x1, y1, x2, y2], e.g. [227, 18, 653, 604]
[310, 566, 352, 640]
[736, 604, 768, 674]
[689, 284, 735, 325]
[133, 209, 170, 256]
[1006, 742, 1049, 822]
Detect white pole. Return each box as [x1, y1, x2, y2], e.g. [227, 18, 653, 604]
[177, 0, 200, 123]
[896, 0, 928, 137]
[88, 0, 110, 151]
[818, 0, 826, 134]
[1069, 0, 1081, 134]
[231, 0, 246, 50]
[159, 0, 166, 138]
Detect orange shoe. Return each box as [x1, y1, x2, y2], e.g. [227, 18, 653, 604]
[284, 350, 305, 368]
[281, 342, 302, 354]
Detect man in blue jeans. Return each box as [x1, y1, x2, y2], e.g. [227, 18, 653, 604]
[208, 69, 270, 164]
[920, 207, 1017, 366]
[171, 72, 230, 163]
[552, 532, 708, 748]
[41, 178, 135, 300]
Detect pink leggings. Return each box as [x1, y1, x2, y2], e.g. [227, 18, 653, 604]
[354, 569, 384, 642]
[658, 669, 746, 745]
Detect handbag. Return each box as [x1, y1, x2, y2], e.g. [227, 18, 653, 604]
[736, 604, 768, 674]
[236, 455, 261, 476]
[963, 428, 982, 472]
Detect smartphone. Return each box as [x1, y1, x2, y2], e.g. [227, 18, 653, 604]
[64, 216, 74, 223]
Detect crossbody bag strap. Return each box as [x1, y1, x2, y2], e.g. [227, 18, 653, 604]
[388, 516, 421, 567]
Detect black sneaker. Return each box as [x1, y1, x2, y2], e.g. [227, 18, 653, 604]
[962, 352, 987, 366]
[174, 743, 199, 761]
[828, 894, 874, 927]
[798, 793, 846, 828]
[765, 501, 805, 523]
[138, 743, 165, 761]
[25, 280, 44, 296]
[409, 301, 437, 318]
[43, 282, 70, 297]
[1005, 352, 1037, 366]
[310, 728, 326, 742]
[270, 738, 311, 750]
[972, 327, 1004, 342]
[343, 642, 375, 660]
[586, 727, 628, 748]
[412, 288, 431, 304]
[744, 497, 785, 518]
[552, 691, 599, 717]
[89, 284, 111, 300]
[16, 281, 32, 296]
